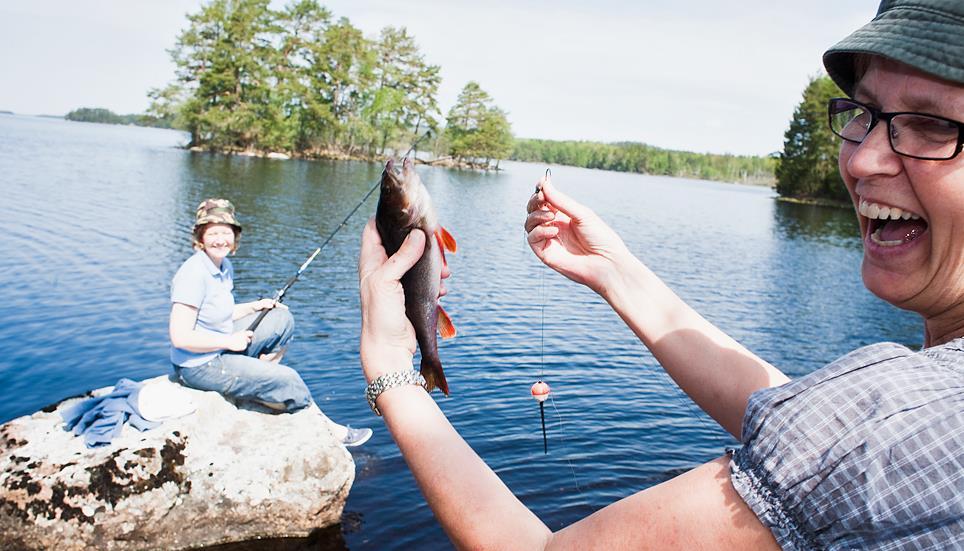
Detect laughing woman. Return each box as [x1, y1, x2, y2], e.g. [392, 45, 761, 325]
[171, 198, 372, 447]
[357, 0, 963, 548]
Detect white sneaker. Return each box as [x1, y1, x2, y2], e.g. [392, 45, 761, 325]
[342, 426, 373, 447]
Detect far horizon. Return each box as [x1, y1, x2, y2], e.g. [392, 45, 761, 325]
[0, 2, 878, 157]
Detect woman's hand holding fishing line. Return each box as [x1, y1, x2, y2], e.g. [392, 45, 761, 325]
[358, 218, 442, 383]
[525, 177, 635, 298]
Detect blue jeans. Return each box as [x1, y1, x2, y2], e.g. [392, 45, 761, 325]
[175, 308, 312, 413]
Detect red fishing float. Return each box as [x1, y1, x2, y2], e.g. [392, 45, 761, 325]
[531, 381, 551, 454]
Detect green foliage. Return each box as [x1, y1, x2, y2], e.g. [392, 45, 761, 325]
[511, 139, 776, 184]
[775, 75, 847, 201]
[65, 107, 174, 129]
[444, 82, 514, 168]
[170, 0, 279, 150]
[154, 0, 444, 159]
[367, 27, 441, 155]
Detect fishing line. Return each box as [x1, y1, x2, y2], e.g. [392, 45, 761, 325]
[314, 131, 433, 256]
[528, 167, 585, 495]
[547, 395, 584, 493]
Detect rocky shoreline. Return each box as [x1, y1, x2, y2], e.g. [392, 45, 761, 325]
[186, 145, 504, 171]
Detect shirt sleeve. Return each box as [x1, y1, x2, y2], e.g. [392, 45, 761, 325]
[171, 260, 205, 308]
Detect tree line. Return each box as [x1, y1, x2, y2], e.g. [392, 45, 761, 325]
[511, 139, 777, 185]
[65, 107, 174, 128]
[69, 0, 845, 189]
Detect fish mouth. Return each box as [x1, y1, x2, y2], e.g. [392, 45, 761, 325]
[858, 197, 928, 247]
[382, 159, 402, 186]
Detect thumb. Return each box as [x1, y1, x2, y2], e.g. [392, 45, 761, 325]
[542, 180, 592, 222]
[382, 229, 426, 281]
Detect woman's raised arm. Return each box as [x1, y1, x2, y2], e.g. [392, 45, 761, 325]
[358, 218, 778, 549]
[525, 179, 789, 438]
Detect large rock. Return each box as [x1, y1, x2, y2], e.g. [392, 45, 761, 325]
[0, 377, 355, 550]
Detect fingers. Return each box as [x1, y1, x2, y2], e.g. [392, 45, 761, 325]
[359, 217, 388, 281]
[541, 180, 591, 222]
[526, 188, 551, 214]
[381, 229, 426, 281]
[527, 223, 560, 245]
[244, 330, 254, 342]
[525, 209, 555, 233]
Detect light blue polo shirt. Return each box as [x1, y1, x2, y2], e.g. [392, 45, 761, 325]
[170, 250, 235, 367]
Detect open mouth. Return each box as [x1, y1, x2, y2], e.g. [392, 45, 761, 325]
[858, 199, 928, 246]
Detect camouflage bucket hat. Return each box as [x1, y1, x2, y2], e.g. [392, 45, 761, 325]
[194, 198, 242, 232]
[823, 0, 964, 96]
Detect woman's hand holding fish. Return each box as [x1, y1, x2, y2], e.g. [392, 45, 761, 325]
[525, 178, 634, 298]
[358, 218, 424, 383]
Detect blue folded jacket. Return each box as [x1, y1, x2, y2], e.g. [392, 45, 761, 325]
[61, 378, 160, 448]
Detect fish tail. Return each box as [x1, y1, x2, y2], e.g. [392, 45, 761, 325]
[420, 355, 450, 396]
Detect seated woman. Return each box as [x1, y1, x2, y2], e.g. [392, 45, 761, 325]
[170, 198, 371, 447]
[356, 0, 964, 547]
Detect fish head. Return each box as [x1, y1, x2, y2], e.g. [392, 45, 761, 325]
[379, 157, 429, 228]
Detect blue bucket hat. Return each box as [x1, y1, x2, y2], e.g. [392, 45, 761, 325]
[823, 0, 964, 95]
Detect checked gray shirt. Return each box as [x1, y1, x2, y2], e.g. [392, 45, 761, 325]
[730, 339, 964, 550]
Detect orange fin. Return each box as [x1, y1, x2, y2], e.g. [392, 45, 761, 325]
[435, 234, 448, 267]
[436, 226, 457, 253]
[437, 305, 457, 339]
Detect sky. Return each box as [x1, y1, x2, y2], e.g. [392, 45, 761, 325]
[0, 1, 878, 156]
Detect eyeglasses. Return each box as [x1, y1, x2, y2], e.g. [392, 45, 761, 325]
[828, 98, 964, 161]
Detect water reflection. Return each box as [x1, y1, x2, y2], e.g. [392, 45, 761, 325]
[772, 199, 860, 248]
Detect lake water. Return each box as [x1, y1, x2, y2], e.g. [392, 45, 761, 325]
[0, 115, 922, 549]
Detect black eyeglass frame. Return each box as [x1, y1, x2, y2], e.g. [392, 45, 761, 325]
[827, 97, 964, 161]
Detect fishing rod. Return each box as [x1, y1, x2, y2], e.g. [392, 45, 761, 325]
[246, 130, 433, 333]
[246, 247, 320, 332]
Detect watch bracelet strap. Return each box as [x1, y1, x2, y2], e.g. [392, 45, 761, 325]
[365, 370, 428, 416]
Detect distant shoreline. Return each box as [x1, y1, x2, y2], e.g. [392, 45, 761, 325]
[775, 196, 851, 209]
[28, 111, 781, 185]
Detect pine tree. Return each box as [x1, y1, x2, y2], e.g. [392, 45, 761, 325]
[444, 82, 513, 168]
[775, 75, 847, 201]
[171, 0, 278, 150]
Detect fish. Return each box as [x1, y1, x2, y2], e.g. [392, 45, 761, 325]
[375, 157, 458, 395]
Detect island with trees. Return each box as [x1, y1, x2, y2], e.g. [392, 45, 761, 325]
[60, 0, 843, 193]
[65, 107, 173, 128]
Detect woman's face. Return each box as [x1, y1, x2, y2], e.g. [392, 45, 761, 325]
[839, 58, 964, 329]
[201, 223, 236, 263]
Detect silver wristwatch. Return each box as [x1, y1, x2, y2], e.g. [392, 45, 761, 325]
[365, 370, 428, 416]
